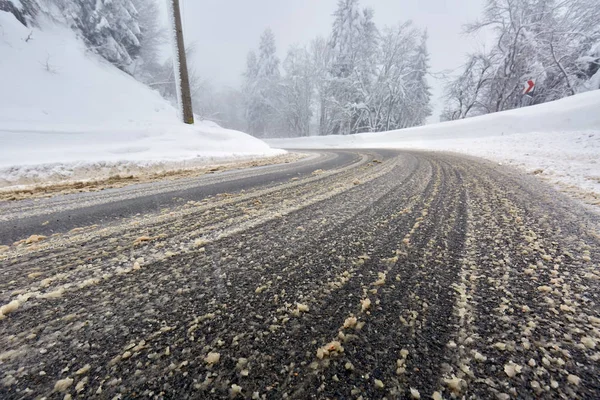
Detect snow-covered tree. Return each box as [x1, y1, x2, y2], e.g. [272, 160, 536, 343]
[444, 0, 600, 120]
[405, 30, 432, 126]
[280, 46, 314, 137]
[366, 21, 429, 131]
[64, 0, 143, 69]
[329, 0, 363, 77]
[4, 0, 147, 70]
[0, 0, 39, 25]
[350, 7, 380, 132]
[327, 0, 365, 135]
[441, 52, 494, 120]
[309, 36, 335, 136]
[243, 28, 282, 137]
[242, 50, 261, 134]
[129, 0, 165, 82]
[257, 28, 280, 80]
[192, 0, 431, 137]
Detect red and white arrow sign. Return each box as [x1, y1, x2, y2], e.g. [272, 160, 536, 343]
[524, 79, 535, 94]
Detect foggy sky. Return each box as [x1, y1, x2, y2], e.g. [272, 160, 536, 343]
[162, 0, 489, 123]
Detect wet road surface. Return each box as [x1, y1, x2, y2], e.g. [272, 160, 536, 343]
[1, 150, 599, 399]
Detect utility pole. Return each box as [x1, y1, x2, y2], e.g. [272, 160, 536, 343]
[168, 0, 194, 124]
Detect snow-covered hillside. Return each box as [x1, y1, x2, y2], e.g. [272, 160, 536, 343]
[268, 90, 600, 206]
[0, 12, 283, 187]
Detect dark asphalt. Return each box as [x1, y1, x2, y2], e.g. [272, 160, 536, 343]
[0, 150, 368, 245]
[0, 150, 599, 399]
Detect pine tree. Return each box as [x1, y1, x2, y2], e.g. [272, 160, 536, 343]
[328, 0, 367, 135]
[27, 0, 145, 70]
[244, 51, 259, 82]
[130, 0, 165, 82]
[257, 28, 280, 79]
[330, 0, 362, 78]
[356, 8, 378, 87]
[352, 7, 379, 132]
[77, 0, 142, 69]
[309, 37, 334, 136]
[243, 50, 261, 135]
[243, 29, 282, 137]
[406, 30, 432, 126]
[280, 46, 314, 137]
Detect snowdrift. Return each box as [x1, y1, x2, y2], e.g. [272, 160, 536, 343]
[0, 12, 283, 186]
[268, 90, 600, 206]
[268, 90, 600, 148]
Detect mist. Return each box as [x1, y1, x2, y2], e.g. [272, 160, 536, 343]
[158, 0, 487, 126]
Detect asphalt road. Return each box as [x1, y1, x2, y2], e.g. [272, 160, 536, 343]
[1, 150, 599, 399]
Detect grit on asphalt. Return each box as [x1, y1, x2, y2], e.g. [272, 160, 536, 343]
[0, 150, 599, 399]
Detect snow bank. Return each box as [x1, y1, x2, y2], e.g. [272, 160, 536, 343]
[0, 12, 283, 186]
[268, 90, 600, 204]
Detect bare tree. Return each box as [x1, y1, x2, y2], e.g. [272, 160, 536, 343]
[442, 53, 493, 120]
[444, 0, 600, 119]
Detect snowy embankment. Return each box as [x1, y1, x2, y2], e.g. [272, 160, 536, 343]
[268, 91, 600, 206]
[0, 12, 283, 188]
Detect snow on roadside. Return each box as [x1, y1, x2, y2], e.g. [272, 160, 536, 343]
[267, 91, 600, 207]
[0, 121, 285, 187]
[0, 11, 283, 188]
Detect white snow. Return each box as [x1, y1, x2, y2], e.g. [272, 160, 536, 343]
[268, 90, 600, 204]
[0, 12, 283, 187]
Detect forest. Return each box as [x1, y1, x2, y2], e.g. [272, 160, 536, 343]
[2, 0, 599, 138]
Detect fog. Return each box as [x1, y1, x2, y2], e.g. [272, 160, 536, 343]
[160, 0, 488, 123]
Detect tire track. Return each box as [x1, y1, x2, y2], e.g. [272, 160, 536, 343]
[0, 150, 599, 400]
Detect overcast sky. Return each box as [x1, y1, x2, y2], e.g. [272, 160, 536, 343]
[162, 0, 489, 122]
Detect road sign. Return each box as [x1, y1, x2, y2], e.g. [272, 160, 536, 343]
[524, 79, 535, 94]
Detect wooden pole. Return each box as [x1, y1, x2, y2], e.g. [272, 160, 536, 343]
[170, 0, 194, 124]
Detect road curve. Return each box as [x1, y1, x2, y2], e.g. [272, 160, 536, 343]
[0, 150, 599, 399]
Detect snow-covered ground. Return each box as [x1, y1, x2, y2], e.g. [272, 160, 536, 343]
[268, 90, 600, 206]
[0, 12, 283, 187]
